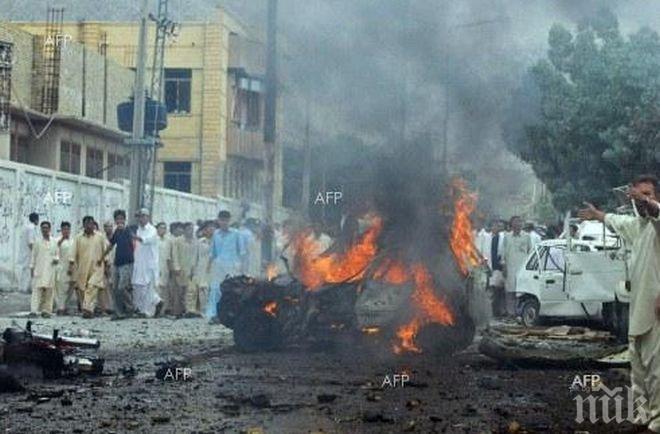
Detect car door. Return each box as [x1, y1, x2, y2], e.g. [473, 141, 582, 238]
[538, 245, 568, 302]
[516, 246, 541, 297]
[565, 247, 626, 303]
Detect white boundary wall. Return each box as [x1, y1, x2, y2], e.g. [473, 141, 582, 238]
[0, 160, 291, 289]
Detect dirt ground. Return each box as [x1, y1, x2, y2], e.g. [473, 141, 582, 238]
[0, 290, 638, 434]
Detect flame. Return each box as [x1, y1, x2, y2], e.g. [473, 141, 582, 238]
[294, 218, 382, 290]
[449, 178, 481, 276]
[393, 317, 423, 354]
[263, 301, 278, 317]
[410, 265, 454, 325]
[373, 259, 409, 285]
[290, 179, 477, 355]
[393, 265, 455, 354]
[266, 263, 278, 281]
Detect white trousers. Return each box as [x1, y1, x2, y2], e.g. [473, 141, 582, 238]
[133, 280, 161, 317]
[630, 322, 660, 431]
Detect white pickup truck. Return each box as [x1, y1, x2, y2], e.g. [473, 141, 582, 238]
[514, 221, 630, 340]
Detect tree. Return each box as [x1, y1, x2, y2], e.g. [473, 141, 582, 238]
[507, 10, 660, 211]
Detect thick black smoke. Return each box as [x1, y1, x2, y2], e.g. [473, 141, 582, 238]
[4, 0, 660, 214]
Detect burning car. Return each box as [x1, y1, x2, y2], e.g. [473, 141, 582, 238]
[218, 178, 482, 356]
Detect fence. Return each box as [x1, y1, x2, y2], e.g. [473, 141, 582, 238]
[0, 159, 291, 289]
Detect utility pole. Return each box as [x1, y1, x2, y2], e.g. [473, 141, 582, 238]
[128, 0, 150, 222]
[263, 0, 278, 262]
[147, 0, 177, 216]
[441, 88, 449, 173]
[301, 94, 311, 217]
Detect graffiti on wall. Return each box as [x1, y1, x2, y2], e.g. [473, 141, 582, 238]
[0, 161, 283, 289]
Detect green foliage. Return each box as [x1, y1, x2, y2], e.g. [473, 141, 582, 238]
[509, 10, 660, 211]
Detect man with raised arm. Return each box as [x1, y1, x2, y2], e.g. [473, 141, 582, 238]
[578, 174, 660, 433]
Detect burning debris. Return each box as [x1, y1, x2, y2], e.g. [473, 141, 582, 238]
[218, 146, 480, 356]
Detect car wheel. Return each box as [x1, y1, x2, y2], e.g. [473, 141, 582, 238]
[519, 298, 540, 328]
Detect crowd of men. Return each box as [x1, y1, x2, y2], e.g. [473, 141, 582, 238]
[18, 208, 258, 322]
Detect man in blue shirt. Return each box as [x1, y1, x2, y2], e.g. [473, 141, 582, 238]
[206, 210, 246, 322]
[101, 209, 135, 319]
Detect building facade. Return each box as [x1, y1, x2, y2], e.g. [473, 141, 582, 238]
[0, 22, 134, 182]
[16, 7, 283, 207]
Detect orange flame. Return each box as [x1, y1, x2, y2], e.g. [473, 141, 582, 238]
[294, 218, 382, 290]
[290, 179, 477, 355]
[449, 178, 481, 276]
[392, 265, 455, 354]
[410, 264, 454, 326]
[263, 301, 278, 317]
[266, 263, 278, 281]
[393, 317, 423, 354]
[373, 259, 409, 285]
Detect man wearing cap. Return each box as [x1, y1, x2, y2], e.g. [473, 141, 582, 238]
[131, 208, 162, 317]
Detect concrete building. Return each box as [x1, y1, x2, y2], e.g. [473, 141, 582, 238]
[0, 22, 134, 182]
[16, 7, 283, 207]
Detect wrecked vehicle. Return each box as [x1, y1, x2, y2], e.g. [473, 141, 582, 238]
[1, 322, 104, 379]
[515, 223, 629, 340]
[218, 274, 475, 356]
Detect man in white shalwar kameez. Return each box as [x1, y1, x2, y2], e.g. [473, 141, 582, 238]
[524, 222, 543, 249]
[131, 209, 162, 317]
[503, 216, 532, 316]
[55, 221, 76, 314]
[18, 213, 39, 293]
[30, 221, 58, 316]
[579, 175, 660, 433]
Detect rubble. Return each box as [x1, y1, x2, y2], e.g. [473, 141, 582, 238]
[479, 323, 628, 367]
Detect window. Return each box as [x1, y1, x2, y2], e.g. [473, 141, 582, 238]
[164, 68, 191, 114]
[232, 76, 262, 130]
[10, 135, 29, 163]
[164, 161, 191, 193]
[543, 246, 565, 272]
[525, 250, 539, 271]
[86, 148, 104, 179]
[108, 153, 130, 180]
[60, 141, 81, 174]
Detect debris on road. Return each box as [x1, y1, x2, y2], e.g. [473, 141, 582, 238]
[479, 323, 628, 367]
[1, 321, 104, 379]
[0, 367, 24, 393]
